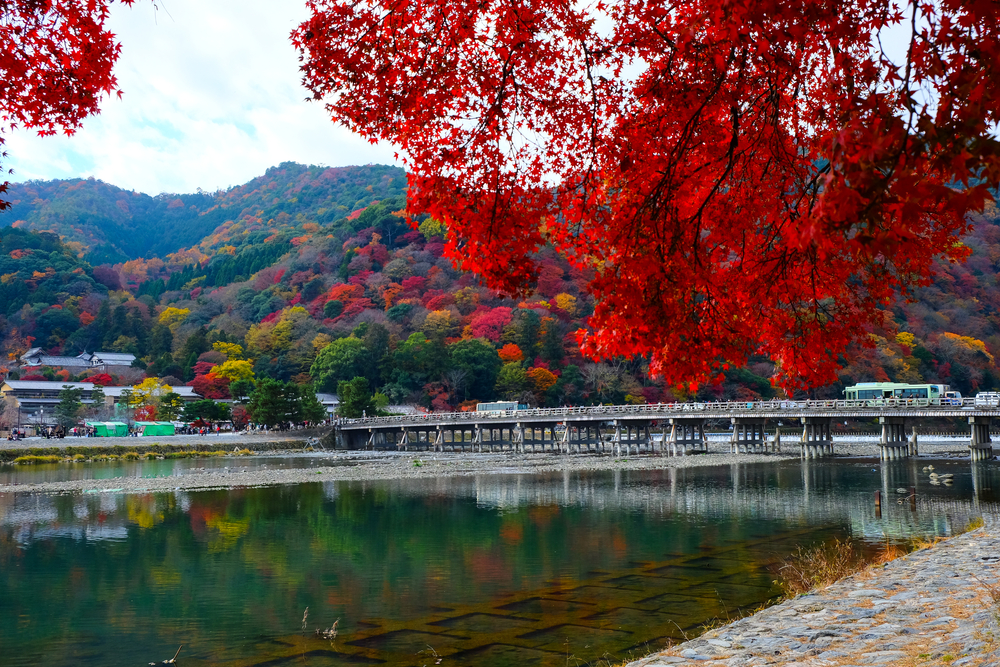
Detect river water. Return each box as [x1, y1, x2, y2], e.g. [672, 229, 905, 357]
[0, 457, 997, 667]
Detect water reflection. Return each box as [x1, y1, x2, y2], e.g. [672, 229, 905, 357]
[0, 459, 996, 667]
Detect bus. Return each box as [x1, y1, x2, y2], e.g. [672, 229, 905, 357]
[844, 382, 955, 401]
[475, 401, 527, 412]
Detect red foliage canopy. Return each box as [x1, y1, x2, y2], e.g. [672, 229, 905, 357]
[191, 373, 231, 400]
[294, 0, 1000, 389]
[81, 373, 115, 387]
[1, 0, 133, 207]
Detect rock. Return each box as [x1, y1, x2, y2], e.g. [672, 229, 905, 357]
[848, 589, 885, 598]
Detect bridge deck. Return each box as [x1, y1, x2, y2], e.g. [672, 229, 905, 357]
[337, 399, 1000, 431]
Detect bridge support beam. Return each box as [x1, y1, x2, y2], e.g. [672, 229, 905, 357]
[969, 416, 994, 461]
[731, 418, 770, 454]
[879, 417, 911, 460]
[800, 417, 833, 459]
[668, 418, 706, 455]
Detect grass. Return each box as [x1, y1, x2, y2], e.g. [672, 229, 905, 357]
[5, 447, 261, 465]
[776, 517, 988, 597]
[11, 455, 62, 465]
[774, 538, 871, 596]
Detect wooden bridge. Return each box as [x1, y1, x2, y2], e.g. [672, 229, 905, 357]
[331, 398, 1000, 461]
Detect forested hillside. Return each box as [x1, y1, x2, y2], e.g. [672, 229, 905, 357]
[1, 163, 406, 264]
[2, 163, 999, 409]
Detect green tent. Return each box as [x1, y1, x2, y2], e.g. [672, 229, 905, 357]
[86, 421, 129, 437]
[135, 421, 176, 436]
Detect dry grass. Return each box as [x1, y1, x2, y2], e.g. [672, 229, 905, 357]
[11, 454, 62, 464]
[964, 516, 986, 532]
[774, 538, 919, 596]
[774, 539, 867, 596]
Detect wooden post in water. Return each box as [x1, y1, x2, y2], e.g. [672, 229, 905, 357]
[874, 490, 882, 518]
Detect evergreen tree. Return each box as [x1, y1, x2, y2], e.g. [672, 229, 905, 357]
[336, 376, 376, 418]
[247, 378, 298, 427]
[158, 392, 185, 421]
[54, 385, 83, 429]
[516, 310, 540, 360]
[298, 384, 328, 424]
[89, 386, 106, 418]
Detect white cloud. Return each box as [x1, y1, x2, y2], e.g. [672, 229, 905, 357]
[3, 0, 402, 195]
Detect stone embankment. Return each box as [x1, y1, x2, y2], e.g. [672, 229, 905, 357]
[630, 526, 1000, 667]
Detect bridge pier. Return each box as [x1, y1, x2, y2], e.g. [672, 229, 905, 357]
[668, 418, 706, 455]
[800, 417, 833, 459]
[731, 418, 770, 454]
[969, 416, 994, 461]
[879, 417, 911, 460]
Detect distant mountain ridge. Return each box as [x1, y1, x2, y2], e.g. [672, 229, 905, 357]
[0, 163, 407, 263]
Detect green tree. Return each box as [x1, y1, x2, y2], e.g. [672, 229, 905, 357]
[323, 299, 343, 319]
[118, 387, 139, 425]
[310, 337, 368, 392]
[230, 378, 254, 404]
[55, 385, 83, 429]
[158, 392, 185, 422]
[182, 399, 231, 424]
[516, 310, 541, 360]
[89, 386, 106, 417]
[361, 322, 391, 384]
[389, 332, 441, 391]
[540, 318, 564, 363]
[298, 384, 328, 424]
[495, 362, 529, 400]
[247, 378, 300, 427]
[448, 338, 502, 401]
[336, 376, 377, 418]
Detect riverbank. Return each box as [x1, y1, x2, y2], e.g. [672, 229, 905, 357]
[0, 450, 801, 494]
[629, 524, 1000, 667]
[0, 435, 989, 494]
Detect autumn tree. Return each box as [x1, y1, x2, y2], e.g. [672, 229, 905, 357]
[1, 0, 134, 207]
[295, 1, 1000, 389]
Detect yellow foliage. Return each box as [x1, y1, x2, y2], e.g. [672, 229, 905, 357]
[939, 332, 995, 367]
[212, 341, 245, 360]
[895, 332, 916, 348]
[423, 309, 455, 339]
[312, 333, 332, 353]
[133, 377, 172, 406]
[211, 359, 255, 382]
[554, 293, 578, 315]
[159, 307, 190, 328]
[418, 217, 447, 239]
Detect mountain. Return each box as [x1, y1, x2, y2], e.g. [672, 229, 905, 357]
[0, 163, 407, 263]
[1, 163, 999, 409]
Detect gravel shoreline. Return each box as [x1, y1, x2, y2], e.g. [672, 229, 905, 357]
[0, 431, 309, 452]
[0, 436, 987, 495]
[0, 450, 800, 494]
[629, 524, 1000, 667]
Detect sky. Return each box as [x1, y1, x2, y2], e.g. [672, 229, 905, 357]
[3, 0, 402, 196]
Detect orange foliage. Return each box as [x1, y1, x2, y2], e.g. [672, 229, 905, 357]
[527, 367, 558, 392]
[328, 283, 364, 302]
[382, 283, 404, 309]
[498, 343, 524, 363]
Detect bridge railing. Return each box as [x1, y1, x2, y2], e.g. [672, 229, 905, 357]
[335, 397, 984, 428]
